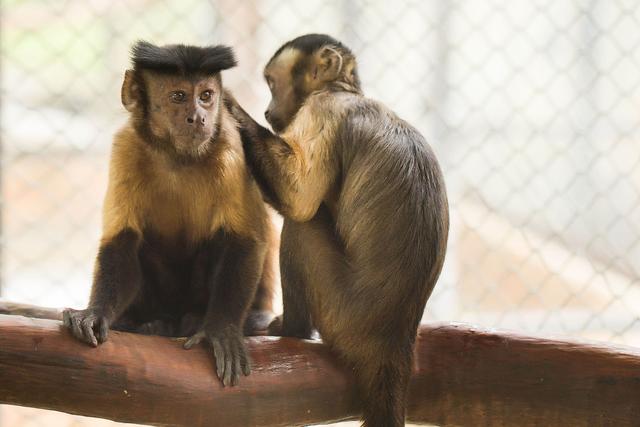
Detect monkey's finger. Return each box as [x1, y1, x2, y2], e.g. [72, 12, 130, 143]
[238, 340, 251, 376]
[231, 340, 242, 386]
[183, 337, 197, 349]
[73, 318, 94, 347]
[221, 337, 233, 387]
[210, 338, 225, 384]
[183, 331, 204, 350]
[68, 317, 84, 342]
[81, 317, 98, 347]
[97, 317, 109, 343]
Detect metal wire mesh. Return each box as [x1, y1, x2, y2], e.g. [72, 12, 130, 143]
[1, 0, 639, 425]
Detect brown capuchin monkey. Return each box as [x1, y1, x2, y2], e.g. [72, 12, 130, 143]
[62, 41, 277, 386]
[230, 34, 449, 425]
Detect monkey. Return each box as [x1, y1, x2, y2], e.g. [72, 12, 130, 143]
[61, 41, 277, 386]
[229, 34, 449, 425]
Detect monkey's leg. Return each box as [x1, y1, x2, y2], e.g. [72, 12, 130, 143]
[245, 220, 278, 335]
[280, 206, 411, 426]
[63, 229, 142, 346]
[244, 280, 275, 335]
[271, 202, 357, 342]
[266, 217, 316, 339]
[183, 232, 265, 386]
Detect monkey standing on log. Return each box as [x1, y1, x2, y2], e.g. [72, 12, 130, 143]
[62, 41, 277, 386]
[230, 34, 449, 425]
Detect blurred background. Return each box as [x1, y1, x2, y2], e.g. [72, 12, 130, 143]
[1, 0, 639, 425]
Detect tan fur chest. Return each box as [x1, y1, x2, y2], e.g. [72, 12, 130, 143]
[142, 159, 223, 243]
[103, 128, 249, 244]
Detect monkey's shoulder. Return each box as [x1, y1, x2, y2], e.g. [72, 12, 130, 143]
[110, 124, 144, 167]
[337, 97, 427, 143]
[302, 92, 400, 130]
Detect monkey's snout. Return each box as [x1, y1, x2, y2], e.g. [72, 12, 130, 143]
[186, 115, 206, 125]
[264, 110, 270, 120]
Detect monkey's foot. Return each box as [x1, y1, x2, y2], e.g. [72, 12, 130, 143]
[183, 323, 250, 387]
[62, 308, 110, 347]
[266, 314, 283, 335]
[244, 309, 275, 336]
[267, 315, 315, 339]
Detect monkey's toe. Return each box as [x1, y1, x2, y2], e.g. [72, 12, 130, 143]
[185, 325, 250, 386]
[266, 314, 283, 336]
[212, 332, 250, 387]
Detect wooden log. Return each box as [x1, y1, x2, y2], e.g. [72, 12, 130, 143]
[0, 314, 638, 426]
[409, 325, 640, 427]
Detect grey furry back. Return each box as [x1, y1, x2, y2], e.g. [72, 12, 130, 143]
[336, 99, 449, 331]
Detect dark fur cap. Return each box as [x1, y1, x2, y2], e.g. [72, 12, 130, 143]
[268, 34, 353, 66]
[267, 33, 360, 92]
[131, 40, 237, 75]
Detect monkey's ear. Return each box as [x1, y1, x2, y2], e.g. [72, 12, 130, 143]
[121, 69, 139, 112]
[313, 46, 343, 82]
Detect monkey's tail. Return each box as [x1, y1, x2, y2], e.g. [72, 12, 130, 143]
[355, 343, 413, 427]
[0, 300, 63, 321]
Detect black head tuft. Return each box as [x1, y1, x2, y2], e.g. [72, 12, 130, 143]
[131, 40, 237, 76]
[268, 34, 352, 65]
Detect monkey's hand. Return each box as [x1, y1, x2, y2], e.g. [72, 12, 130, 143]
[231, 105, 259, 134]
[224, 92, 271, 141]
[183, 322, 250, 387]
[223, 91, 249, 124]
[62, 308, 110, 347]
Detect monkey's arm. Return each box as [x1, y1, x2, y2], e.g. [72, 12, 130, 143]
[63, 228, 143, 346]
[234, 112, 289, 212]
[229, 99, 335, 222]
[184, 232, 265, 386]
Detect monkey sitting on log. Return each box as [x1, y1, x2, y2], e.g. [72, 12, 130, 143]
[62, 41, 277, 386]
[230, 34, 449, 425]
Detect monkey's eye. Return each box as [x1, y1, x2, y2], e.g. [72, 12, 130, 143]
[171, 91, 187, 103]
[199, 90, 213, 102]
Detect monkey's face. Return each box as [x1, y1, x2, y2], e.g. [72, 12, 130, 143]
[263, 43, 357, 134]
[143, 73, 222, 155]
[263, 49, 305, 133]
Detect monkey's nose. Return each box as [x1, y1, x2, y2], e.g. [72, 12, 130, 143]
[186, 115, 206, 125]
[264, 110, 270, 120]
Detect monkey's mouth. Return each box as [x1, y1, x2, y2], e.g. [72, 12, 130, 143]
[171, 132, 214, 155]
[174, 129, 213, 143]
[268, 117, 286, 134]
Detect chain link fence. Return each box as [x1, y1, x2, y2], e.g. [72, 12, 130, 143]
[1, 0, 639, 425]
